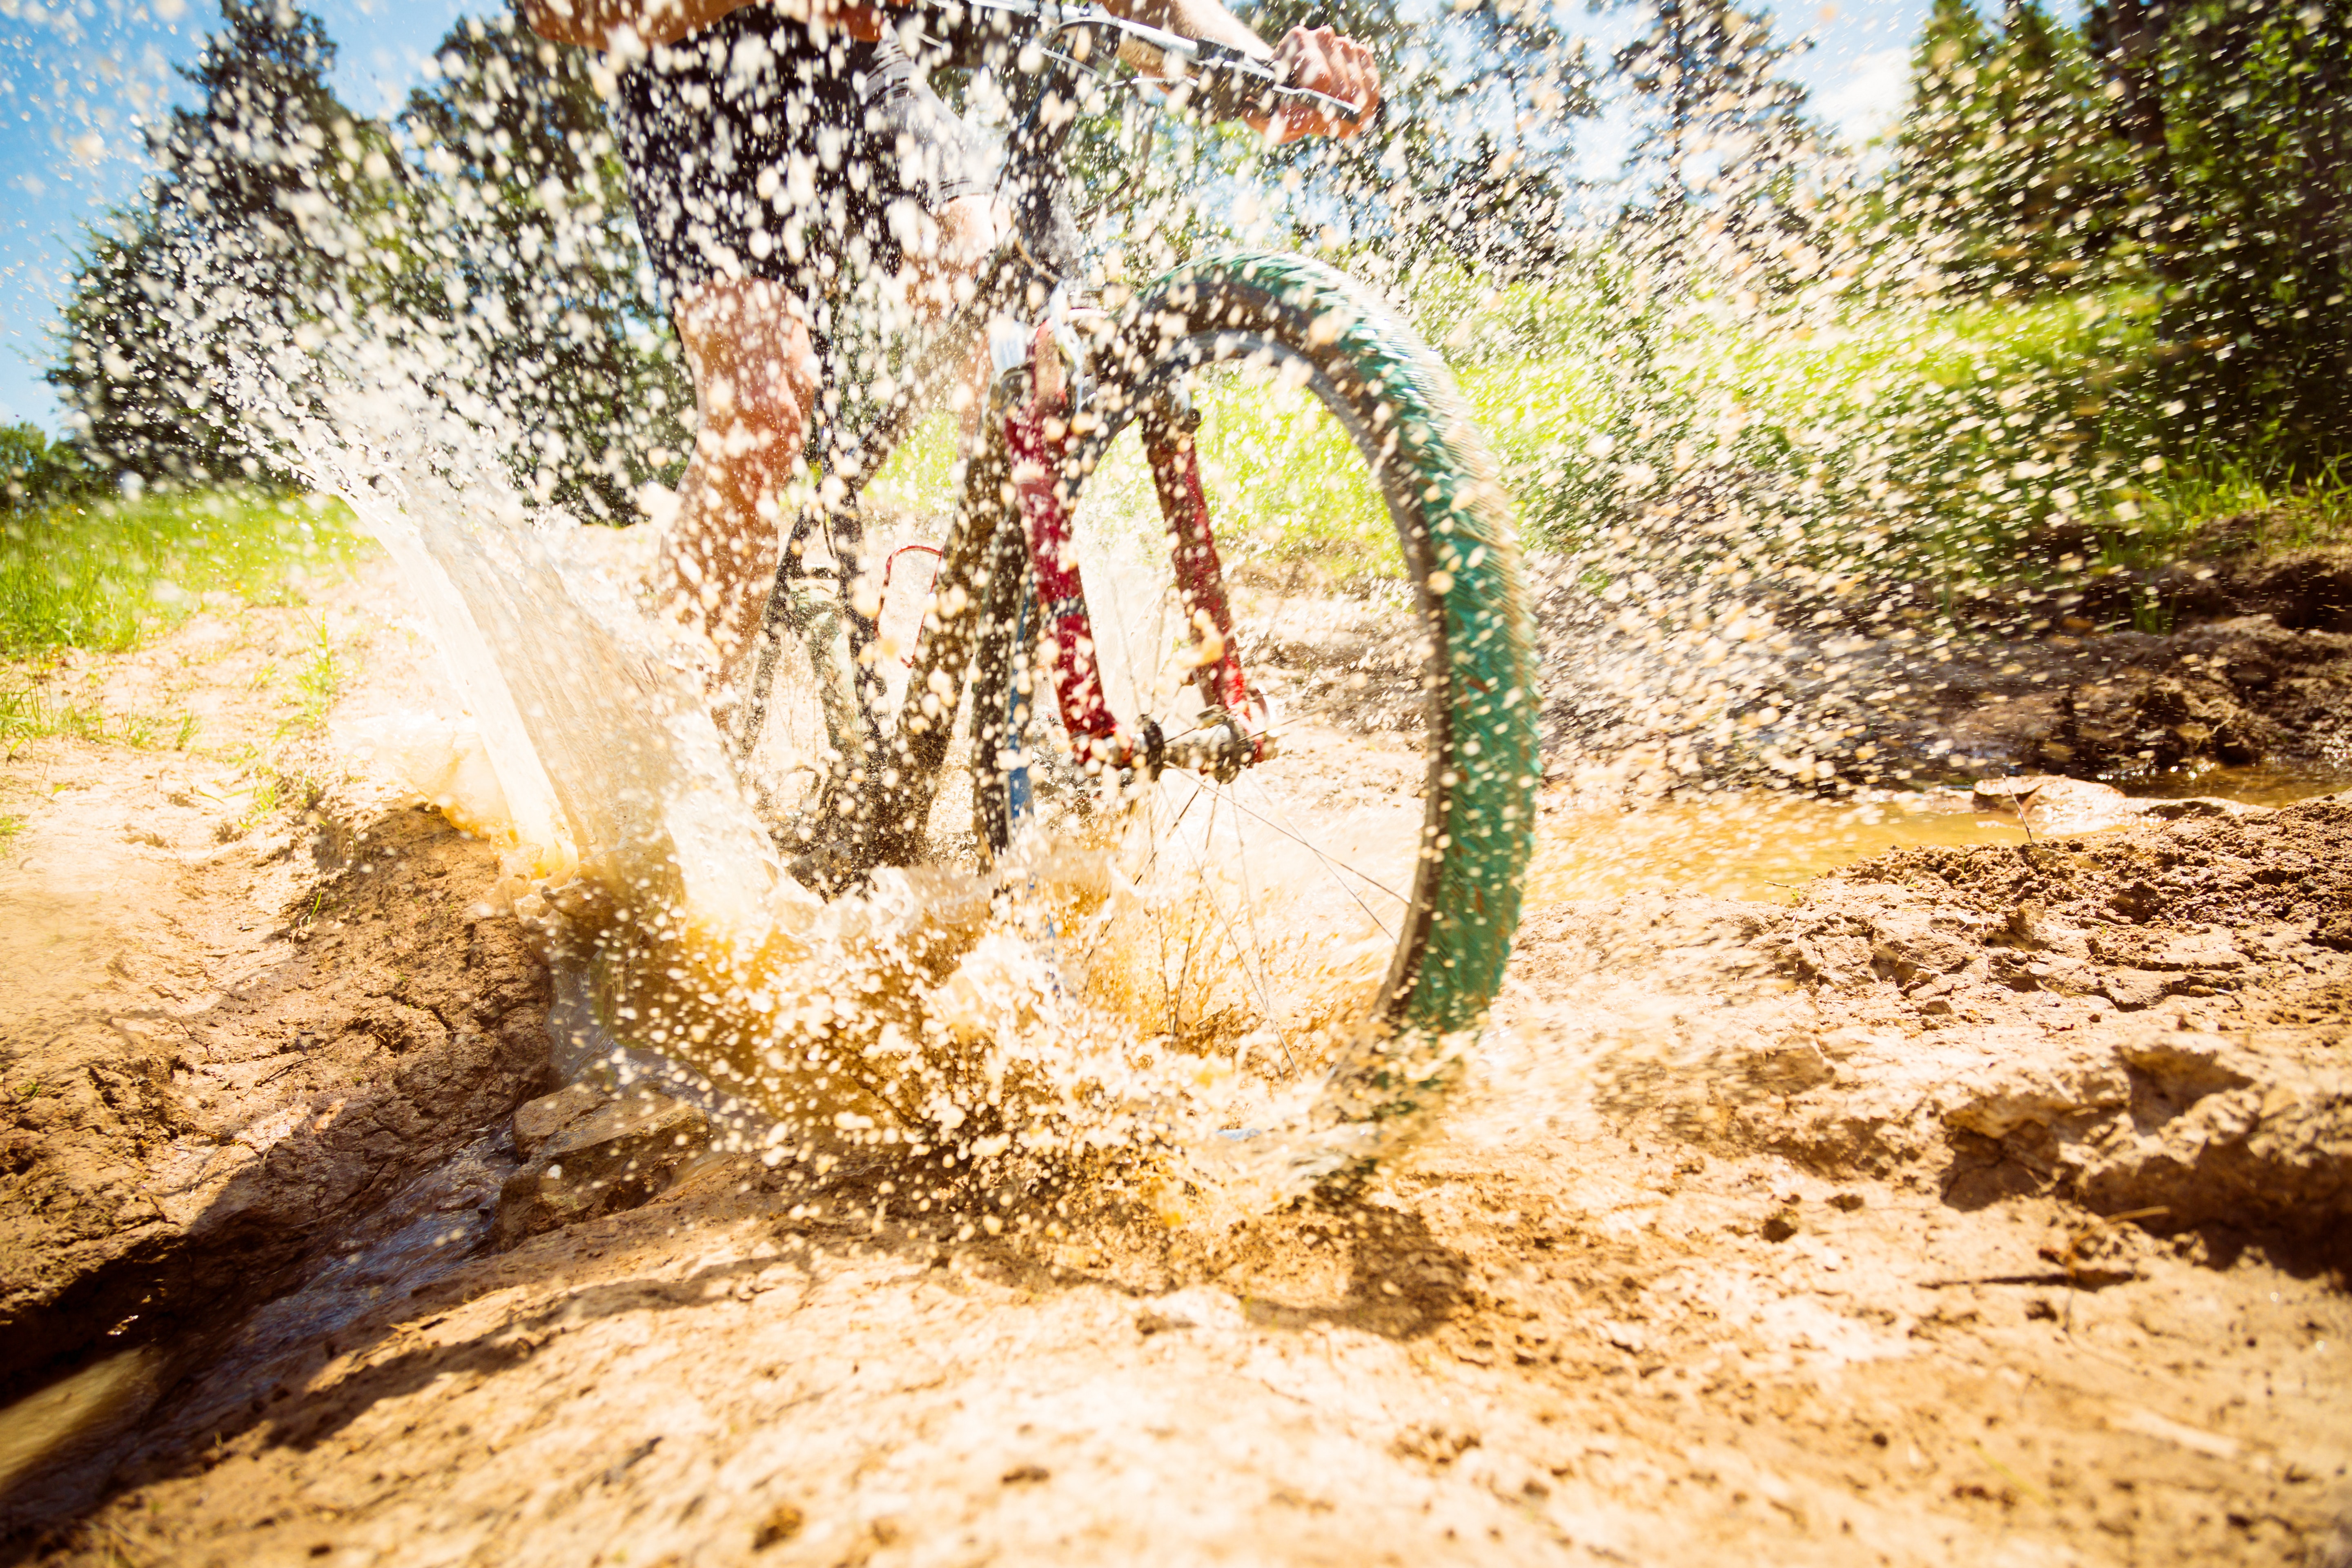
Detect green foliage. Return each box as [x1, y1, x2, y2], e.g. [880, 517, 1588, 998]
[47, 3, 684, 522]
[2109, 0, 2352, 466]
[398, 12, 690, 519]
[0, 424, 94, 513]
[1893, 0, 2350, 470]
[46, 0, 405, 487]
[0, 488, 358, 657]
[1894, 0, 2130, 294]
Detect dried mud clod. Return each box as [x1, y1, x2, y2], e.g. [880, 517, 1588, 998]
[1530, 793, 2352, 1242]
[1535, 543, 2352, 791]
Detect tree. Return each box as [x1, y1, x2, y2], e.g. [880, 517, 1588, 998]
[47, 0, 402, 487]
[0, 423, 91, 512]
[1894, 0, 2128, 294]
[1256, 0, 1599, 281]
[1614, 0, 1820, 261]
[397, 9, 690, 520]
[2086, 0, 2351, 462]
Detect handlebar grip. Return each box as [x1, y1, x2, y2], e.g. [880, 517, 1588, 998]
[1116, 33, 1169, 76]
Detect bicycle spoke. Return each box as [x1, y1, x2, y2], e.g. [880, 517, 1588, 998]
[1221, 788, 1297, 1073]
[1214, 777, 1401, 939]
[1162, 779, 1295, 1067]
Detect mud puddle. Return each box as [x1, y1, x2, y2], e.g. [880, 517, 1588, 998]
[1526, 762, 2352, 904]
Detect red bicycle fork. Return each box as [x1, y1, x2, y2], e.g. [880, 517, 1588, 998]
[998, 341, 1268, 779]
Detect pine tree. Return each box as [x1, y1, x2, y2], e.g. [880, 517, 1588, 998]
[1894, 0, 2125, 294]
[48, 0, 401, 486]
[1613, 0, 1824, 292]
[398, 10, 689, 520]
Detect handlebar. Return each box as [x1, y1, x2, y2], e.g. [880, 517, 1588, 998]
[896, 0, 1374, 132]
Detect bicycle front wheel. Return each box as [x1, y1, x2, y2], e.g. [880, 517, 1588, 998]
[969, 252, 1538, 1118]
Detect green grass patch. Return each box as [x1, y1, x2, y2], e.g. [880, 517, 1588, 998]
[868, 371, 1408, 585]
[0, 679, 205, 752]
[2105, 454, 2352, 568]
[1, 488, 362, 659]
[837, 265, 2346, 616]
[1399, 258, 2348, 614]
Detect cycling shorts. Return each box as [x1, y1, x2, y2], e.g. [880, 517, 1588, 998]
[609, 4, 994, 308]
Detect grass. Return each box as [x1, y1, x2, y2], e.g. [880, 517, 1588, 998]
[2116, 454, 2352, 564]
[0, 681, 204, 752]
[1, 488, 361, 659]
[290, 615, 342, 732]
[1396, 258, 2350, 620]
[1, 487, 363, 750]
[866, 369, 1405, 586]
[761, 263, 2352, 626]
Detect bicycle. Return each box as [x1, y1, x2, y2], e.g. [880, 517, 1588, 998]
[732, 0, 1539, 1133]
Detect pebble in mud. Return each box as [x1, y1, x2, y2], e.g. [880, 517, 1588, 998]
[751, 1502, 805, 1549]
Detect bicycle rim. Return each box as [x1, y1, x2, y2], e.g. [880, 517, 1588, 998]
[970, 253, 1538, 1118]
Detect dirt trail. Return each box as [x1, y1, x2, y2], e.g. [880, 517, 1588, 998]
[4, 549, 2351, 1566]
[0, 570, 552, 1474]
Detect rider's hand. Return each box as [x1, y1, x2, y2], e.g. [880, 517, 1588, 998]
[1263, 25, 1379, 143]
[800, 0, 889, 42]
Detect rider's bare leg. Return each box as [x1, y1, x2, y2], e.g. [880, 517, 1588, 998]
[909, 194, 998, 447]
[659, 194, 996, 750]
[659, 276, 821, 696]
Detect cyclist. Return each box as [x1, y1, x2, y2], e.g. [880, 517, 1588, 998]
[519, 0, 1379, 721]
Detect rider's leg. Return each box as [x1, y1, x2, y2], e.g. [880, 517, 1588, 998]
[659, 276, 824, 702]
[910, 193, 999, 446]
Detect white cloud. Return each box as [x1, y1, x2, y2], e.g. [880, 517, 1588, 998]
[1815, 46, 1913, 143]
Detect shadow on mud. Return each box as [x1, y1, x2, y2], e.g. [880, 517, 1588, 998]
[0, 802, 553, 1546]
[0, 1079, 1474, 1564]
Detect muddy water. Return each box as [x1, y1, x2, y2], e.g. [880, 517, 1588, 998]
[1526, 764, 2352, 906]
[2124, 760, 2352, 806]
[1527, 789, 2031, 904]
[0, 1134, 515, 1527]
[0, 1348, 176, 1518]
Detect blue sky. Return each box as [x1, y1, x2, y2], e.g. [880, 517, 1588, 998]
[0, 0, 1930, 434]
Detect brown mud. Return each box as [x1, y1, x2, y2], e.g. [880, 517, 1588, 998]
[0, 575, 553, 1510]
[1538, 540, 2352, 794]
[2, 549, 2350, 1566]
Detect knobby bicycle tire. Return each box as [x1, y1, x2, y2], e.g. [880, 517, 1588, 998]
[968, 252, 1539, 1106]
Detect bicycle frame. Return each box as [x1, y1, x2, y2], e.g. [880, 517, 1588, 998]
[736, 0, 1354, 882]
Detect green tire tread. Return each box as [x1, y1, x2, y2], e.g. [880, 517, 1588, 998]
[996, 250, 1540, 1124]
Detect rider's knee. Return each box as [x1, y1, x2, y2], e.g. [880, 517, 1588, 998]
[939, 195, 999, 282]
[675, 278, 820, 450]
